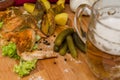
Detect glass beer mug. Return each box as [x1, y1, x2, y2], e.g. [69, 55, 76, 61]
[74, 0, 120, 80]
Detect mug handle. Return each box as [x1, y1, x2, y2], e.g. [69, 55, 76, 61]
[74, 4, 91, 44]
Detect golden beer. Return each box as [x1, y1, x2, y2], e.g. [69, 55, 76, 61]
[74, 0, 120, 79]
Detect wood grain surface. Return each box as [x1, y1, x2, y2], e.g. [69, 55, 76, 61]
[0, 5, 99, 80]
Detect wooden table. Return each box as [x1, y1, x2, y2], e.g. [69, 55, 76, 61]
[0, 5, 98, 80]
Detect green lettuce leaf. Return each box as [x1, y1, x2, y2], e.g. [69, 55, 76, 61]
[2, 42, 20, 59]
[14, 59, 37, 77]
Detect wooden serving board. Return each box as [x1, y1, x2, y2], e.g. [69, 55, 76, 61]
[0, 5, 98, 80]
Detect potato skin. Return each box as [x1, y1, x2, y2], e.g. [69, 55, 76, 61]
[55, 13, 68, 26]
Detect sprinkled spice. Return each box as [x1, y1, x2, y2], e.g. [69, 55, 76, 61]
[53, 35, 56, 37]
[43, 40, 48, 44]
[67, 50, 70, 53]
[39, 48, 42, 50]
[53, 61, 56, 64]
[64, 58, 67, 61]
[29, 76, 44, 80]
[64, 69, 69, 73]
[46, 42, 50, 45]
[42, 39, 51, 45]
[35, 41, 38, 44]
[46, 35, 49, 37]
[43, 38, 45, 41]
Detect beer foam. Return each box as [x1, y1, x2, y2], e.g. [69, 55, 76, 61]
[93, 17, 120, 55]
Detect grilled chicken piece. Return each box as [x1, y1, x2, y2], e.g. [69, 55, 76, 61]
[21, 50, 57, 61]
[2, 16, 24, 32]
[0, 7, 45, 37]
[0, 11, 9, 20]
[13, 29, 36, 55]
[21, 34, 58, 60]
[16, 30, 58, 61]
[0, 7, 58, 61]
[0, 8, 24, 32]
[1, 24, 57, 60]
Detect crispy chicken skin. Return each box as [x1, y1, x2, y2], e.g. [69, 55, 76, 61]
[13, 29, 36, 56]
